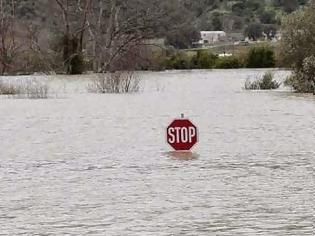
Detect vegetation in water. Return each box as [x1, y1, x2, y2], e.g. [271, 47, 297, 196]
[0, 78, 49, 98]
[244, 71, 281, 90]
[87, 72, 140, 94]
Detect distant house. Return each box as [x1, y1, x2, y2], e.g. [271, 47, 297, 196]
[200, 31, 227, 45]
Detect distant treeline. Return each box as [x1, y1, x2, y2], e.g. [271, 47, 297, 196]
[0, 0, 310, 76]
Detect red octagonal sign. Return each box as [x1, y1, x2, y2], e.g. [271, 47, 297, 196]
[167, 119, 198, 151]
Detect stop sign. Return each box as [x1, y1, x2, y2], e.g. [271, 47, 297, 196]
[167, 119, 198, 151]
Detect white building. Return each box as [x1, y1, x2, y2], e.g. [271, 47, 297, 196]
[200, 31, 227, 45]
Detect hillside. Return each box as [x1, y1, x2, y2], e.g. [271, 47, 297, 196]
[11, 0, 309, 48]
[183, 0, 308, 30]
[0, 0, 310, 75]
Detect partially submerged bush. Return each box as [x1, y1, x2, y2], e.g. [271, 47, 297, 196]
[87, 71, 140, 94]
[284, 56, 315, 93]
[0, 79, 22, 95]
[0, 78, 49, 98]
[24, 80, 49, 99]
[280, 2, 315, 70]
[279, 0, 315, 93]
[244, 72, 280, 90]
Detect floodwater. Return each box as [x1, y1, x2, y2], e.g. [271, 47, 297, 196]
[0, 70, 314, 235]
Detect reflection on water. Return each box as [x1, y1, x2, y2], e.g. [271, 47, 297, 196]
[0, 69, 314, 235]
[274, 91, 315, 101]
[164, 151, 199, 161]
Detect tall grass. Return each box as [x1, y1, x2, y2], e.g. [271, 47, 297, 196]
[0, 78, 49, 98]
[0, 79, 21, 95]
[87, 71, 140, 94]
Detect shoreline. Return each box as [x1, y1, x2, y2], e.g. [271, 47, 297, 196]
[0, 68, 292, 78]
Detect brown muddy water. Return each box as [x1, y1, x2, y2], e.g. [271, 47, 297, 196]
[0, 70, 314, 235]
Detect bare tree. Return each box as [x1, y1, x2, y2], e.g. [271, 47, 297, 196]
[86, 0, 168, 72]
[54, 0, 92, 74]
[24, 24, 59, 74]
[52, 0, 196, 74]
[0, 0, 21, 75]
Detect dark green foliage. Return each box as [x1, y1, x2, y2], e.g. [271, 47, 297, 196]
[165, 29, 200, 49]
[246, 0, 263, 11]
[62, 35, 85, 74]
[212, 12, 223, 31]
[245, 23, 263, 41]
[284, 56, 315, 93]
[263, 24, 278, 40]
[232, 2, 246, 16]
[282, 0, 299, 13]
[165, 53, 193, 69]
[259, 72, 281, 89]
[246, 46, 275, 68]
[192, 50, 218, 69]
[164, 46, 278, 70]
[274, 0, 306, 10]
[233, 18, 244, 31]
[69, 54, 85, 75]
[215, 56, 244, 69]
[280, 1, 315, 93]
[165, 50, 218, 70]
[260, 11, 277, 24]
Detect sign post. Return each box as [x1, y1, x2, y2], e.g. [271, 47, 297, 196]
[166, 115, 198, 151]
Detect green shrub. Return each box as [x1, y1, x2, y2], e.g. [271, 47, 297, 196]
[284, 56, 315, 93]
[246, 46, 275, 68]
[279, 1, 315, 93]
[165, 53, 193, 69]
[215, 56, 244, 69]
[259, 71, 280, 89]
[283, 74, 312, 92]
[244, 71, 280, 90]
[192, 50, 218, 69]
